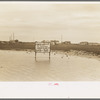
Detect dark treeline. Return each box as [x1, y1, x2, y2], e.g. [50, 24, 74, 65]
[51, 44, 100, 55]
[0, 42, 35, 50]
[0, 42, 100, 55]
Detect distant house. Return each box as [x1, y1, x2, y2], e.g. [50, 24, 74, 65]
[80, 42, 88, 45]
[19, 41, 22, 43]
[88, 42, 100, 46]
[41, 40, 50, 43]
[50, 40, 59, 45]
[9, 39, 19, 43]
[1, 41, 9, 44]
[50, 41, 55, 45]
[63, 41, 71, 44]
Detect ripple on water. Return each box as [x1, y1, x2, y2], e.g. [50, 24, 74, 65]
[0, 50, 100, 81]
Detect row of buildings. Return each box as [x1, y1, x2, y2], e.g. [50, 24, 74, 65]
[80, 41, 100, 46]
[41, 40, 100, 46]
[0, 38, 100, 46]
[41, 40, 71, 45]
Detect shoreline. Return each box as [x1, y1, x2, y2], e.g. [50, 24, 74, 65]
[0, 49, 100, 61]
[52, 50, 100, 61]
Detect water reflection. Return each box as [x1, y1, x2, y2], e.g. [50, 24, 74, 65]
[34, 58, 50, 71]
[35, 59, 50, 66]
[33, 58, 51, 80]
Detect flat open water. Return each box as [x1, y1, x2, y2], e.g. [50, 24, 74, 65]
[0, 50, 100, 81]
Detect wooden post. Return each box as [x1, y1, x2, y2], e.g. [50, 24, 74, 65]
[35, 52, 36, 61]
[35, 41, 36, 61]
[49, 52, 50, 60]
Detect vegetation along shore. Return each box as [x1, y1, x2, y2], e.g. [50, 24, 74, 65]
[0, 41, 100, 56]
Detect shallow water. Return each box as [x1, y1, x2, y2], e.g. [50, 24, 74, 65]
[0, 50, 100, 81]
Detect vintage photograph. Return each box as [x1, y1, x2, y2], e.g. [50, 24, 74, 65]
[0, 2, 100, 81]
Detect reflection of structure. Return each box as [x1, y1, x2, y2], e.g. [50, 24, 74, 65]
[80, 42, 88, 45]
[50, 40, 59, 45]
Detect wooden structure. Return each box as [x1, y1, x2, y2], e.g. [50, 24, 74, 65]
[35, 42, 51, 60]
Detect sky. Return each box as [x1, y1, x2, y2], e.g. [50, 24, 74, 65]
[0, 2, 100, 43]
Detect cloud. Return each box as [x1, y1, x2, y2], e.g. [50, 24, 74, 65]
[0, 3, 100, 43]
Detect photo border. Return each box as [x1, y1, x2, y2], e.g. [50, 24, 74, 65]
[0, 0, 100, 99]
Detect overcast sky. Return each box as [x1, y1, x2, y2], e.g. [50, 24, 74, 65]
[0, 2, 100, 43]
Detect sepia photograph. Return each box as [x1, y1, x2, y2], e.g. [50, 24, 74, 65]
[0, 2, 100, 81]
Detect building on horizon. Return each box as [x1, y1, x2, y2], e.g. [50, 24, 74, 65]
[50, 40, 59, 45]
[88, 42, 100, 46]
[80, 41, 88, 45]
[62, 41, 71, 44]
